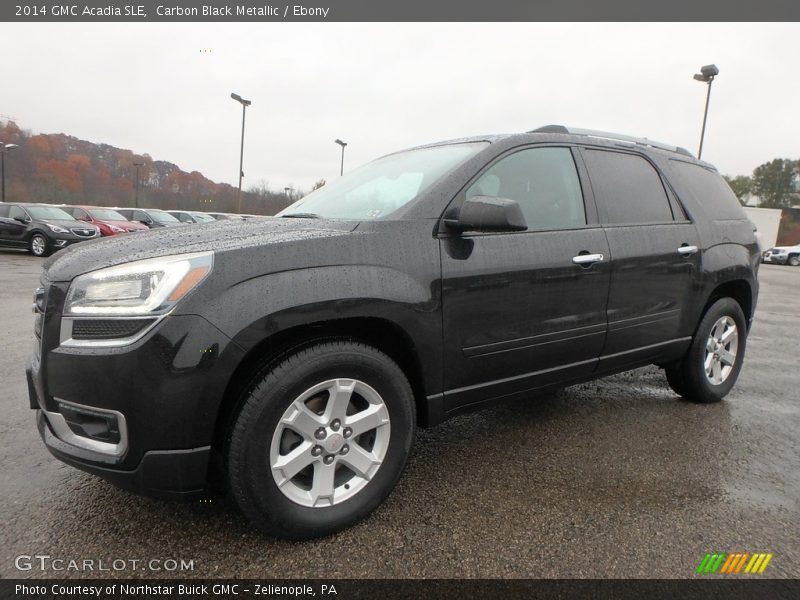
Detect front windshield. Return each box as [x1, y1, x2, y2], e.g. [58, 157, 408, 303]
[27, 206, 75, 220]
[89, 208, 127, 221]
[149, 210, 181, 223]
[278, 142, 487, 220]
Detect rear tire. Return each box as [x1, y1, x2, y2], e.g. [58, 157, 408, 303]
[29, 233, 51, 257]
[666, 297, 747, 403]
[227, 340, 415, 539]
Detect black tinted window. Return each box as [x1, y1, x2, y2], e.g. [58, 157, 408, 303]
[584, 150, 673, 224]
[466, 147, 586, 230]
[668, 160, 747, 221]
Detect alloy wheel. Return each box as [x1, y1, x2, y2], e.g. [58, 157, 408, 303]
[704, 316, 738, 385]
[270, 378, 391, 508]
[31, 236, 46, 256]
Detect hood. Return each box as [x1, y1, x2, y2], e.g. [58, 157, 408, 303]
[101, 219, 148, 230]
[42, 217, 358, 282]
[41, 219, 95, 229]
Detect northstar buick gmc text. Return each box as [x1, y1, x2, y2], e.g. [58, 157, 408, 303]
[28, 126, 759, 538]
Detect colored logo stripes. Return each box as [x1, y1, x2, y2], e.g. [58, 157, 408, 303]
[696, 552, 773, 574]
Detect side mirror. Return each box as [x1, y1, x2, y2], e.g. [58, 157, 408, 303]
[445, 196, 527, 233]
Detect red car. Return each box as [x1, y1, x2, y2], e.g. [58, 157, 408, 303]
[64, 206, 150, 236]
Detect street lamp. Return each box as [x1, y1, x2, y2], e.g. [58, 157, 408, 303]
[231, 92, 252, 213]
[1, 142, 19, 203]
[284, 186, 294, 201]
[334, 139, 347, 176]
[133, 161, 144, 208]
[693, 64, 719, 159]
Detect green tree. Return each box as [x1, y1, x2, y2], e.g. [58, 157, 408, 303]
[751, 159, 799, 209]
[723, 175, 753, 205]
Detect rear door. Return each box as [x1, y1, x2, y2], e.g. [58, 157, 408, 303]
[440, 146, 611, 411]
[579, 147, 701, 370]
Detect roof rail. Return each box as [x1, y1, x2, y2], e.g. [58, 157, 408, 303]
[529, 125, 694, 157]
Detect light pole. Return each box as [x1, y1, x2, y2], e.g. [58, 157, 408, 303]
[1, 142, 19, 203]
[231, 92, 252, 213]
[133, 161, 144, 208]
[693, 64, 719, 159]
[334, 139, 347, 176]
[284, 186, 294, 201]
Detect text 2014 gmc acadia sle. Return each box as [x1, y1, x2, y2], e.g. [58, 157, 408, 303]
[28, 126, 759, 539]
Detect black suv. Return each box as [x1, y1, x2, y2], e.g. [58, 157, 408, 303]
[28, 127, 759, 539]
[0, 203, 100, 256]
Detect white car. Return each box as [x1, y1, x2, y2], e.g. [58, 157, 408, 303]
[763, 244, 800, 266]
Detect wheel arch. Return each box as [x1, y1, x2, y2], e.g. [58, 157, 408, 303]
[208, 316, 432, 488]
[701, 278, 754, 326]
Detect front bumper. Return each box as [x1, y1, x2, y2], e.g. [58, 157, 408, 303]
[29, 307, 245, 498]
[37, 410, 211, 499]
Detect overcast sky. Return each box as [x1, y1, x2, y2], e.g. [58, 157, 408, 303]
[1, 23, 798, 191]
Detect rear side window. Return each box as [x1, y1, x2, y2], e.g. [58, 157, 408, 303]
[583, 149, 674, 224]
[466, 147, 586, 230]
[0, 205, 8, 218]
[668, 160, 748, 221]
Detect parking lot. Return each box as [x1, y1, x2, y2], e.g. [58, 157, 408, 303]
[0, 249, 798, 579]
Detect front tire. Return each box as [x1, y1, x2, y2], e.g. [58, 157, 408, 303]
[789, 255, 800, 267]
[29, 233, 51, 257]
[227, 340, 415, 539]
[665, 297, 747, 403]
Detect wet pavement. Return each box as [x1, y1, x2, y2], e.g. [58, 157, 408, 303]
[1, 250, 797, 578]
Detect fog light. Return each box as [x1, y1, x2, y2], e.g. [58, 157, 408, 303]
[57, 401, 121, 444]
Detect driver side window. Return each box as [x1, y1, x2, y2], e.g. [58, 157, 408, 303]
[9, 206, 27, 221]
[466, 147, 586, 231]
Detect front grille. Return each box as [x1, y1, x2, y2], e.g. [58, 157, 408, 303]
[70, 227, 97, 237]
[71, 318, 155, 340]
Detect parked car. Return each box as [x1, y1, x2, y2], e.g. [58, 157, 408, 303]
[115, 208, 185, 228]
[0, 202, 100, 256]
[762, 244, 800, 266]
[207, 212, 245, 221]
[64, 205, 150, 236]
[29, 126, 759, 539]
[167, 210, 217, 224]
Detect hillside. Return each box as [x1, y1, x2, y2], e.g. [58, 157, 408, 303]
[0, 120, 292, 215]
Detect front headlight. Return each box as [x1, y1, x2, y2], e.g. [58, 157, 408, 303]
[46, 223, 69, 234]
[64, 251, 213, 316]
[108, 224, 125, 233]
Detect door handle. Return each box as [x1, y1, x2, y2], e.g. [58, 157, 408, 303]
[678, 245, 699, 256]
[572, 253, 604, 265]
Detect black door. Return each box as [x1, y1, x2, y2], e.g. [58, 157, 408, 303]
[0, 205, 30, 247]
[441, 146, 611, 412]
[580, 147, 701, 371]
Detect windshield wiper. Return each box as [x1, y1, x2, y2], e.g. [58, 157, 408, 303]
[280, 213, 322, 219]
